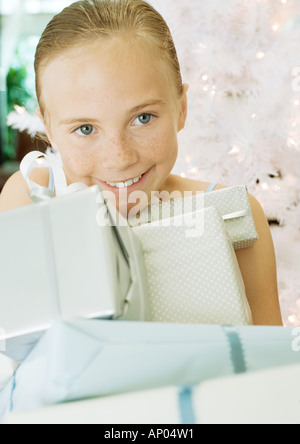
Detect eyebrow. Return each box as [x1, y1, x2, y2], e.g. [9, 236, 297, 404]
[128, 99, 167, 114]
[59, 99, 166, 126]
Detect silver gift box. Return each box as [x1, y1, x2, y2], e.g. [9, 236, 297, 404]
[132, 205, 253, 325]
[128, 185, 259, 250]
[0, 186, 150, 360]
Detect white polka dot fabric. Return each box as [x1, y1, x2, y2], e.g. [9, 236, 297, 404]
[128, 185, 258, 251]
[204, 186, 259, 250]
[132, 206, 253, 326]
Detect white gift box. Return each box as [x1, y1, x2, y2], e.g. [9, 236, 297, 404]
[1, 320, 299, 423]
[6, 363, 300, 424]
[0, 185, 150, 360]
[132, 205, 253, 325]
[0, 150, 254, 360]
[0, 354, 18, 392]
[128, 185, 259, 250]
[204, 185, 259, 250]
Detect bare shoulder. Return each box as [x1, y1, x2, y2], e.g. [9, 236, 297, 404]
[247, 193, 267, 222]
[235, 193, 282, 325]
[0, 168, 49, 213]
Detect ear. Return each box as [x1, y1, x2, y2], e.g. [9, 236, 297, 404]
[35, 107, 53, 147]
[177, 83, 189, 132]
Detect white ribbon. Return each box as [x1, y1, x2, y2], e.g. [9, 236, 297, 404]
[20, 151, 88, 203]
[223, 209, 248, 221]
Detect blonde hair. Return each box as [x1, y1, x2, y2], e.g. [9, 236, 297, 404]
[35, 0, 183, 117]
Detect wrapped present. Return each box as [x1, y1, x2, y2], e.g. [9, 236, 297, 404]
[132, 205, 253, 325]
[0, 152, 150, 361]
[0, 354, 18, 392]
[204, 185, 258, 250]
[193, 362, 300, 425]
[1, 320, 300, 423]
[5, 363, 300, 424]
[128, 185, 259, 251]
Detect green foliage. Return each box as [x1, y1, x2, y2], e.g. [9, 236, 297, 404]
[6, 66, 32, 113]
[2, 65, 33, 162]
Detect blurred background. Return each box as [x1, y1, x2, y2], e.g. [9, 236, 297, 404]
[0, 0, 299, 325]
[0, 0, 74, 190]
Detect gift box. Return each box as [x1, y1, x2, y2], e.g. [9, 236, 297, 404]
[1, 320, 300, 423]
[0, 354, 18, 392]
[5, 363, 300, 424]
[0, 185, 151, 361]
[0, 150, 253, 360]
[131, 205, 253, 325]
[204, 185, 259, 250]
[128, 185, 259, 251]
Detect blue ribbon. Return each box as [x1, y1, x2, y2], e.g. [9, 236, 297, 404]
[9, 374, 16, 412]
[223, 326, 248, 374]
[178, 326, 247, 424]
[178, 386, 196, 425]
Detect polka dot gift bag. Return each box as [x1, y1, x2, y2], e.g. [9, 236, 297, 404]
[132, 204, 253, 325]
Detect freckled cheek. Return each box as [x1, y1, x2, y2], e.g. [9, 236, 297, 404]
[51, 133, 98, 179]
[145, 129, 178, 163]
[61, 151, 97, 179]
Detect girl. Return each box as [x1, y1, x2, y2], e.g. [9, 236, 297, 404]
[0, 0, 282, 325]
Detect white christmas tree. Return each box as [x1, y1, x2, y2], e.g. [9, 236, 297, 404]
[150, 0, 300, 326]
[7, 0, 300, 325]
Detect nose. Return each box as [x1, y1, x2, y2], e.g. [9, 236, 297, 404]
[101, 133, 139, 171]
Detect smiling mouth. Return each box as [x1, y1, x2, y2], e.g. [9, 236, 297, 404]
[104, 173, 144, 188]
[96, 168, 151, 190]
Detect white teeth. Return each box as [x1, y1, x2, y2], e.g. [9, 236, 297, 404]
[106, 174, 142, 188]
[125, 179, 134, 187]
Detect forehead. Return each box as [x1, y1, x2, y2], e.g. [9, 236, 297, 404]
[40, 38, 176, 120]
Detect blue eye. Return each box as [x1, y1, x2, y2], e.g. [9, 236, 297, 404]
[133, 114, 154, 126]
[75, 125, 95, 136]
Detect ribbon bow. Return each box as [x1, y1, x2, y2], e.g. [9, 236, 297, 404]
[20, 151, 88, 203]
